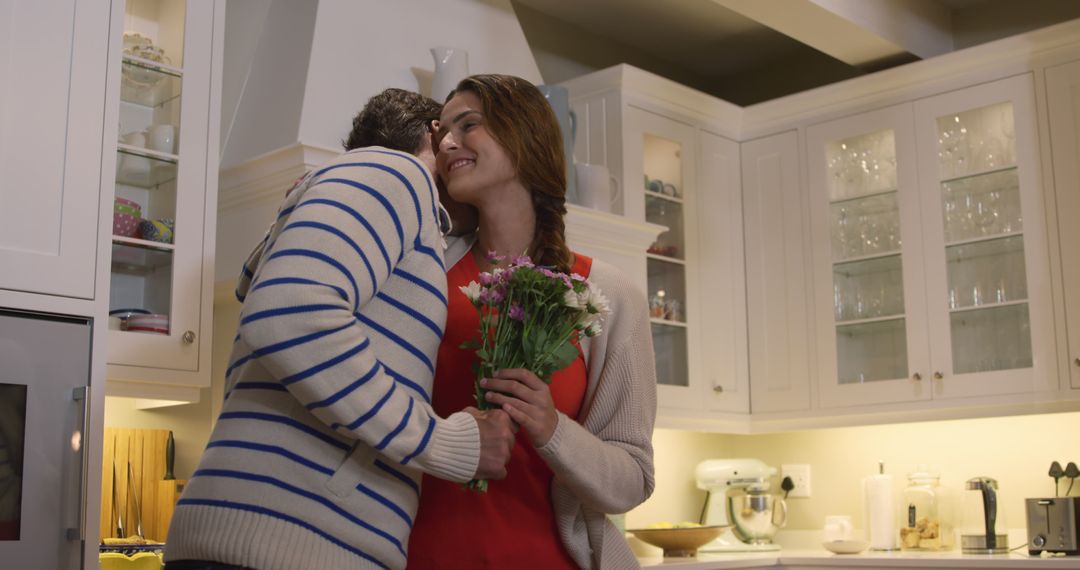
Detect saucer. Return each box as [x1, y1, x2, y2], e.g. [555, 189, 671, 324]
[823, 539, 869, 554]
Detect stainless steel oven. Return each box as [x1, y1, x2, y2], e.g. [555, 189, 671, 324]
[0, 309, 92, 569]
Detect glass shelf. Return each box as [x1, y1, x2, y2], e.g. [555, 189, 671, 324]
[120, 57, 182, 108]
[836, 317, 909, 384]
[828, 186, 898, 206]
[111, 240, 173, 274]
[945, 235, 1027, 309]
[646, 252, 686, 265]
[645, 194, 685, 260]
[941, 167, 1021, 242]
[644, 189, 683, 204]
[116, 145, 178, 188]
[650, 318, 688, 328]
[651, 323, 688, 387]
[941, 164, 1017, 185]
[950, 303, 1032, 374]
[830, 190, 901, 261]
[833, 253, 905, 322]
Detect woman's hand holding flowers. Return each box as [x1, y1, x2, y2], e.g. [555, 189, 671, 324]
[481, 369, 558, 447]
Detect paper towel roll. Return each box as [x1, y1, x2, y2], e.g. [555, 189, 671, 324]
[864, 474, 896, 550]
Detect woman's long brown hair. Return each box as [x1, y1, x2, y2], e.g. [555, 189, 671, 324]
[450, 74, 574, 273]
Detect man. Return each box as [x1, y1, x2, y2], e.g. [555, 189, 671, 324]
[164, 89, 515, 570]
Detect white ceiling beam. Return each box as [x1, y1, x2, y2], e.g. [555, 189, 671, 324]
[712, 0, 953, 68]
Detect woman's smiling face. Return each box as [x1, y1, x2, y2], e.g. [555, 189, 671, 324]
[435, 91, 518, 205]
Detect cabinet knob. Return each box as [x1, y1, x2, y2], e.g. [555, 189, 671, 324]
[713, 385, 724, 393]
[183, 330, 196, 344]
[1074, 357, 1080, 367]
[912, 372, 922, 381]
[933, 371, 944, 380]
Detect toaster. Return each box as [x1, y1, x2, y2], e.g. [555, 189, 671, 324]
[1026, 497, 1080, 555]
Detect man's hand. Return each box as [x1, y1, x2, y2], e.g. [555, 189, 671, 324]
[464, 407, 515, 479]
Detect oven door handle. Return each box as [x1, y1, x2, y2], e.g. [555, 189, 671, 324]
[66, 386, 90, 541]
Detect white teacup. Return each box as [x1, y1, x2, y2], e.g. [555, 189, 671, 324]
[147, 124, 176, 154]
[574, 163, 620, 213]
[823, 515, 854, 542]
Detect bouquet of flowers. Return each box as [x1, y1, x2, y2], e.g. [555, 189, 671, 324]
[459, 252, 611, 491]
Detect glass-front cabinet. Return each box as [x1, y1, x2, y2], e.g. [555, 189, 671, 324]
[809, 74, 1056, 408]
[624, 107, 703, 410]
[107, 0, 219, 392]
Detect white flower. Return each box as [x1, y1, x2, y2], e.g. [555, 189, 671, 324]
[584, 321, 603, 337]
[459, 281, 483, 304]
[563, 289, 584, 310]
[582, 285, 611, 316]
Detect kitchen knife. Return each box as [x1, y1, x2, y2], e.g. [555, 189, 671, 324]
[112, 462, 124, 539]
[164, 430, 175, 481]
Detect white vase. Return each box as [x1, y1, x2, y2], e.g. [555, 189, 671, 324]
[431, 46, 469, 103]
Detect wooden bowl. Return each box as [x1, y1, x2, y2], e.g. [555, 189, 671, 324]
[628, 525, 724, 557]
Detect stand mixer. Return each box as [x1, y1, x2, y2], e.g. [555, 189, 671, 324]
[696, 458, 788, 552]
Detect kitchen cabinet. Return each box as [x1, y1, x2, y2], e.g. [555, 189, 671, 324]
[105, 0, 224, 403]
[565, 68, 751, 420]
[741, 131, 813, 413]
[806, 74, 1057, 409]
[0, 0, 111, 299]
[1045, 59, 1080, 391]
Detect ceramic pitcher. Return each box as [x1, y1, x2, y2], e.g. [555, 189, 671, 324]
[537, 84, 578, 205]
[431, 46, 468, 103]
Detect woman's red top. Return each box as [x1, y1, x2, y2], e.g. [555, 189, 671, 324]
[406, 251, 592, 569]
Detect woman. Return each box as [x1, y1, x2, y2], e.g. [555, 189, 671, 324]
[407, 74, 657, 569]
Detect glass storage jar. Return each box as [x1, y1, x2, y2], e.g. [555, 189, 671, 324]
[899, 467, 951, 550]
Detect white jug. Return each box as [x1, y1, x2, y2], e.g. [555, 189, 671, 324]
[574, 163, 620, 213]
[431, 46, 468, 103]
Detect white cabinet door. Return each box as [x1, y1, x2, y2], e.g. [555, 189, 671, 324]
[807, 104, 932, 408]
[106, 0, 221, 392]
[1046, 59, 1080, 390]
[0, 0, 110, 299]
[624, 105, 705, 411]
[698, 130, 749, 413]
[741, 131, 812, 413]
[913, 74, 1057, 398]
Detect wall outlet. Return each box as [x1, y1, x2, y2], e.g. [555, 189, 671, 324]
[782, 464, 811, 498]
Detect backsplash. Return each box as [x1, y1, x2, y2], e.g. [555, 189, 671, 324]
[631, 411, 1080, 534]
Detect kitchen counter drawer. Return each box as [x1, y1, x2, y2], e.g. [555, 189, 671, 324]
[640, 550, 1080, 569]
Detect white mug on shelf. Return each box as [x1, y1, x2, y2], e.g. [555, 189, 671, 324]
[823, 515, 854, 542]
[574, 163, 620, 213]
[147, 124, 176, 154]
[120, 131, 151, 182]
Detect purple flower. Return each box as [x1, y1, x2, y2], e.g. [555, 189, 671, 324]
[488, 286, 506, 304]
[561, 274, 573, 289]
[508, 304, 526, 321]
[511, 254, 533, 267]
[486, 250, 505, 264]
[479, 272, 495, 286]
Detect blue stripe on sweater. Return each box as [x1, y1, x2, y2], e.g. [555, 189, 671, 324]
[266, 248, 360, 311]
[334, 382, 396, 431]
[400, 416, 435, 466]
[374, 397, 413, 451]
[375, 291, 442, 337]
[206, 440, 333, 476]
[356, 313, 433, 373]
[296, 197, 392, 276]
[382, 364, 429, 403]
[280, 340, 369, 386]
[374, 459, 419, 495]
[240, 303, 340, 325]
[318, 177, 405, 259]
[355, 480, 413, 527]
[360, 150, 441, 242]
[226, 381, 288, 400]
[175, 497, 391, 569]
[190, 468, 407, 557]
[305, 362, 382, 410]
[392, 267, 447, 306]
[217, 411, 349, 451]
[252, 276, 348, 301]
[226, 320, 356, 378]
[282, 218, 379, 295]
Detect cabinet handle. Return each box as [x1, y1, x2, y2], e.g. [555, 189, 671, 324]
[713, 385, 724, 393]
[933, 371, 944, 380]
[1074, 357, 1080, 367]
[912, 373, 922, 381]
[183, 330, 196, 344]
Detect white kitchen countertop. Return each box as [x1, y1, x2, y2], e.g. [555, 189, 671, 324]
[638, 549, 1080, 569]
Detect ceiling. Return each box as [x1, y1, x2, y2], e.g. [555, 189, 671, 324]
[513, 0, 1080, 106]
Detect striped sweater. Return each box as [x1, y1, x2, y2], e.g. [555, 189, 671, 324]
[165, 148, 480, 570]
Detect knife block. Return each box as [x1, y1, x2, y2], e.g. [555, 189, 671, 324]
[100, 427, 183, 543]
[154, 479, 187, 541]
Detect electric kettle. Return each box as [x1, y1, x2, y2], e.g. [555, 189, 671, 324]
[960, 476, 1008, 554]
